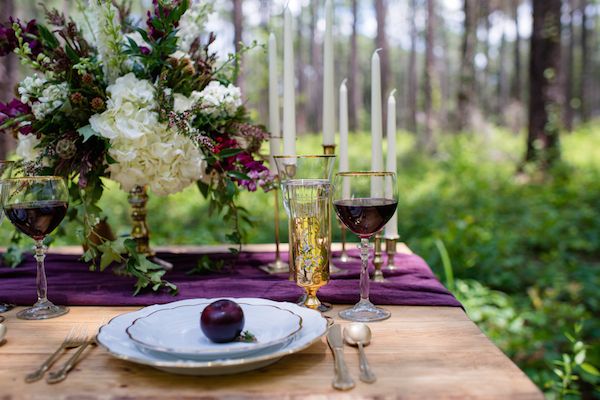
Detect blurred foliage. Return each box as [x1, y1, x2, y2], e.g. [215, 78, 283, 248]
[2, 123, 600, 397]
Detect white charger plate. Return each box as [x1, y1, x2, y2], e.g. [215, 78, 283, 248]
[96, 298, 328, 376]
[126, 302, 303, 360]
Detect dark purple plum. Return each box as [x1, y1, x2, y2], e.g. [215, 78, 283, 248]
[200, 299, 245, 343]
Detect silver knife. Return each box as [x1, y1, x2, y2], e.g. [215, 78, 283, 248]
[327, 324, 355, 390]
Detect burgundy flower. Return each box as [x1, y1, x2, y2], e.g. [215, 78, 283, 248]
[0, 99, 32, 134]
[0, 22, 17, 56]
[146, 0, 181, 40]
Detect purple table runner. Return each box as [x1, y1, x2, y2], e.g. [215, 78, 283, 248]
[0, 250, 461, 307]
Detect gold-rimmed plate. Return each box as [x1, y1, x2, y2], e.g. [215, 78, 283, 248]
[96, 298, 328, 376]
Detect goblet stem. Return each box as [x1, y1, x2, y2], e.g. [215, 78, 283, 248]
[34, 240, 48, 304]
[359, 238, 371, 302]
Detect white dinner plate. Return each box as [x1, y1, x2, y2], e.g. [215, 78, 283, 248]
[126, 302, 303, 360]
[96, 298, 328, 376]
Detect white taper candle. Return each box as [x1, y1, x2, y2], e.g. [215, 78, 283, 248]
[268, 33, 281, 173]
[385, 89, 399, 238]
[282, 9, 296, 156]
[339, 79, 350, 198]
[322, 0, 335, 146]
[371, 49, 384, 197]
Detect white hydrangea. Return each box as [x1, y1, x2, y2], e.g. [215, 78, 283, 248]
[176, 2, 212, 53]
[30, 83, 69, 120]
[15, 133, 42, 162]
[198, 81, 242, 117]
[172, 91, 202, 113]
[89, 73, 205, 196]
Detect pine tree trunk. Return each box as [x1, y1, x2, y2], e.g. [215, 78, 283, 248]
[580, 0, 590, 122]
[457, 0, 477, 131]
[563, 0, 575, 131]
[0, 0, 17, 160]
[232, 0, 244, 92]
[497, 28, 509, 119]
[525, 0, 562, 169]
[511, 0, 522, 102]
[480, 0, 491, 115]
[375, 0, 390, 136]
[407, 0, 418, 133]
[348, 0, 360, 132]
[422, 0, 437, 153]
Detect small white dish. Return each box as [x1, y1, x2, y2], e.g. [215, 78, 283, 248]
[126, 302, 302, 360]
[96, 298, 328, 375]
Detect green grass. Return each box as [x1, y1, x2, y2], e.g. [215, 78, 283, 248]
[1, 123, 600, 397]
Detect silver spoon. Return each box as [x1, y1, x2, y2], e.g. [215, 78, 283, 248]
[0, 316, 7, 345]
[343, 323, 376, 383]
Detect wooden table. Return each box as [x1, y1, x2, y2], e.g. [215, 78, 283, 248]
[0, 245, 543, 399]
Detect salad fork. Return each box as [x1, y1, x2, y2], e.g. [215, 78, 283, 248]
[25, 326, 87, 382]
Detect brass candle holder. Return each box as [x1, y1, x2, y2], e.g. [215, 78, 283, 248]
[128, 185, 173, 270]
[372, 233, 386, 282]
[384, 236, 400, 271]
[260, 188, 290, 274]
[323, 144, 344, 274]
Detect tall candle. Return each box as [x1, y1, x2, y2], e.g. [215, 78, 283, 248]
[385, 89, 399, 238]
[268, 33, 281, 173]
[282, 9, 296, 156]
[322, 0, 335, 146]
[371, 49, 383, 197]
[339, 79, 350, 198]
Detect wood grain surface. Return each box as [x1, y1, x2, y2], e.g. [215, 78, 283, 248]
[0, 305, 542, 399]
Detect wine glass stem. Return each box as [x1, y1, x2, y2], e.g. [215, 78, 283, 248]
[359, 238, 370, 301]
[33, 240, 48, 304]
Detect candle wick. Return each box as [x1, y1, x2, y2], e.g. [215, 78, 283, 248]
[375, 48, 383, 54]
[341, 78, 347, 86]
[389, 88, 397, 98]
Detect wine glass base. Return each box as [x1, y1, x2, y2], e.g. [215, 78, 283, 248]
[339, 300, 391, 322]
[17, 300, 69, 320]
[296, 294, 333, 312]
[0, 303, 15, 313]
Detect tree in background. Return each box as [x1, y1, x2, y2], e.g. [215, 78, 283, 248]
[348, 0, 361, 132]
[232, 0, 244, 91]
[457, 0, 478, 131]
[525, 0, 563, 169]
[511, 0, 522, 103]
[407, 0, 418, 133]
[421, 0, 437, 153]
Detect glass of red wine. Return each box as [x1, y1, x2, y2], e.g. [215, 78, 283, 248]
[0, 160, 15, 313]
[2, 176, 69, 320]
[333, 171, 398, 322]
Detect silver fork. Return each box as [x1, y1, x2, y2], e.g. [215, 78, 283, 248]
[25, 326, 87, 383]
[47, 319, 107, 384]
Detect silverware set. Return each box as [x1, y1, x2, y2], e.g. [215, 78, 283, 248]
[327, 323, 376, 390]
[25, 325, 97, 384]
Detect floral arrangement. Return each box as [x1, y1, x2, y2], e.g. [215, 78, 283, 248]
[0, 0, 274, 293]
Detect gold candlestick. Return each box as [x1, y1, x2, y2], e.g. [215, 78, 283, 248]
[322, 144, 343, 274]
[372, 233, 385, 282]
[128, 185, 172, 270]
[384, 236, 400, 271]
[260, 189, 290, 274]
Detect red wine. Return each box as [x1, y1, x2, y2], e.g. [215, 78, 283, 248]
[334, 198, 397, 238]
[4, 200, 68, 240]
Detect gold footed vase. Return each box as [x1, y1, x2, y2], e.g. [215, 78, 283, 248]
[128, 185, 173, 270]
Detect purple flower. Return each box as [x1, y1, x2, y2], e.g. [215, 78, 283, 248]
[0, 99, 32, 134]
[0, 18, 42, 57]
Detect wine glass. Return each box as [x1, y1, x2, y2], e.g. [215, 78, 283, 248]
[333, 171, 398, 322]
[2, 176, 69, 320]
[0, 160, 15, 313]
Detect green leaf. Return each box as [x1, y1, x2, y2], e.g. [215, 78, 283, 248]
[227, 171, 250, 181]
[64, 44, 80, 62]
[574, 350, 586, 365]
[77, 125, 98, 142]
[37, 25, 59, 49]
[219, 148, 244, 158]
[581, 363, 600, 376]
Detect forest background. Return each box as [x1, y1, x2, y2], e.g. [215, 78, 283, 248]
[0, 1, 599, 398]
